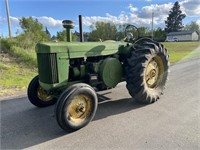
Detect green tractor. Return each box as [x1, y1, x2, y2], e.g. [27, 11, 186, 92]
[27, 19, 169, 131]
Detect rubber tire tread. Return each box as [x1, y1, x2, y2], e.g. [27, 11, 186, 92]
[27, 76, 57, 107]
[55, 83, 98, 131]
[125, 42, 169, 104]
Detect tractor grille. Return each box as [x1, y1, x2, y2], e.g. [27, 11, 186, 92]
[37, 53, 59, 84]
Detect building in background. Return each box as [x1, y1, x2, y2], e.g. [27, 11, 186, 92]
[166, 31, 199, 42]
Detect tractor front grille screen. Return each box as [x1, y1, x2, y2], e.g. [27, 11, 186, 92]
[37, 53, 59, 84]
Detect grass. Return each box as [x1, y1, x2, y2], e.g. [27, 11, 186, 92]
[0, 38, 38, 96]
[162, 41, 200, 63]
[1, 38, 37, 67]
[0, 53, 37, 96]
[0, 40, 199, 97]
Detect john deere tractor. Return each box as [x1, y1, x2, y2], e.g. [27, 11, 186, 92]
[27, 18, 169, 131]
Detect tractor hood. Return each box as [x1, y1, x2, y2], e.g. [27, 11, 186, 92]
[36, 42, 125, 58]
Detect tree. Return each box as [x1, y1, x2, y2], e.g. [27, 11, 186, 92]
[45, 27, 51, 40]
[56, 30, 77, 41]
[57, 30, 66, 41]
[184, 21, 200, 31]
[19, 17, 48, 41]
[88, 22, 117, 41]
[165, 1, 186, 33]
[116, 24, 151, 40]
[17, 17, 49, 49]
[87, 21, 154, 41]
[153, 28, 166, 42]
[138, 27, 151, 36]
[51, 35, 57, 41]
[115, 24, 128, 41]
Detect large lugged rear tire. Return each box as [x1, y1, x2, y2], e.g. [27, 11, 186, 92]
[126, 42, 169, 104]
[27, 76, 57, 107]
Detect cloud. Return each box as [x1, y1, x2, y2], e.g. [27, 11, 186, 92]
[1, 16, 63, 36]
[33, 16, 62, 28]
[10, 16, 20, 25]
[2, 0, 199, 36]
[0, 16, 6, 23]
[0, 16, 19, 27]
[83, 14, 122, 27]
[180, 0, 200, 16]
[197, 20, 200, 26]
[128, 4, 138, 13]
[139, 3, 173, 18]
[2, 16, 63, 29]
[82, 2, 173, 28]
[82, 0, 200, 29]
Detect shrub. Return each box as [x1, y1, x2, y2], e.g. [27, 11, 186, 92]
[0, 38, 37, 68]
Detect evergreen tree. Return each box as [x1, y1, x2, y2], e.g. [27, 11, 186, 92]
[45, 27, 51, 39]
[51, 35, 57, 41]
[165, 1, 186, 33]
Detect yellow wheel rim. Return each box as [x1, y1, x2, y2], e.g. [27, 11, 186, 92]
[37, 86, 54, 102]
[145, 56, 164, 89]
[68, 95, 92, 124]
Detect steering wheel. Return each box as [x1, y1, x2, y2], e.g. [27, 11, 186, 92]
[125, 24, 140, 42]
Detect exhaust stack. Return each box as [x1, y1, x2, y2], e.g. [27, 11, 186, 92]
[79, 15, 84, 42]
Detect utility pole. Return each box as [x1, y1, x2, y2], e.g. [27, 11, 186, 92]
[151, 12, 154, 39]
[5, 0, 12, 38]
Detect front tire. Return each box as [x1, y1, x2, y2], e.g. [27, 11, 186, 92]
[27, 76, 57, 107]
[55, 83, 98, 131]
[126, 42, 169, 104]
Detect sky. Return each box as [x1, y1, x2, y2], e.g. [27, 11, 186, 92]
[0, 0, 200, 37]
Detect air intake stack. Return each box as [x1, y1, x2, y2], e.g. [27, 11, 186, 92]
[62, 20, 74, 42]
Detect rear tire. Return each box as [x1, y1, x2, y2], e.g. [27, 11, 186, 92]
[27, 76, 57, 107]
[126, 42, 169, 104]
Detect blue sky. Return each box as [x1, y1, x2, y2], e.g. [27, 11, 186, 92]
[1, 0, 200, 37]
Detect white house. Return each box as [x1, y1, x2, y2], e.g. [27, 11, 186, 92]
[166, 31, 199, 41]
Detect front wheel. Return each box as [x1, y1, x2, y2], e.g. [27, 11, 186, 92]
[126, 42, 169, 104]
[27, 76, 57, 107]
[55, 83, 98, 131]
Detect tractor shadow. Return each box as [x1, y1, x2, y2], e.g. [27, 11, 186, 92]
[85, 45, 106, 56]
[94, 93, 146, 121]
[1, 92, 147, 149]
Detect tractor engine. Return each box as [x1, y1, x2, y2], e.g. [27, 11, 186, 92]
[36, 41, 125, 92]
[68, 56, 123, 88]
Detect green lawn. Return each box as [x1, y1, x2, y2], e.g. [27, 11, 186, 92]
[162, 41, 200, 63]
[0, 41, 199, 97]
